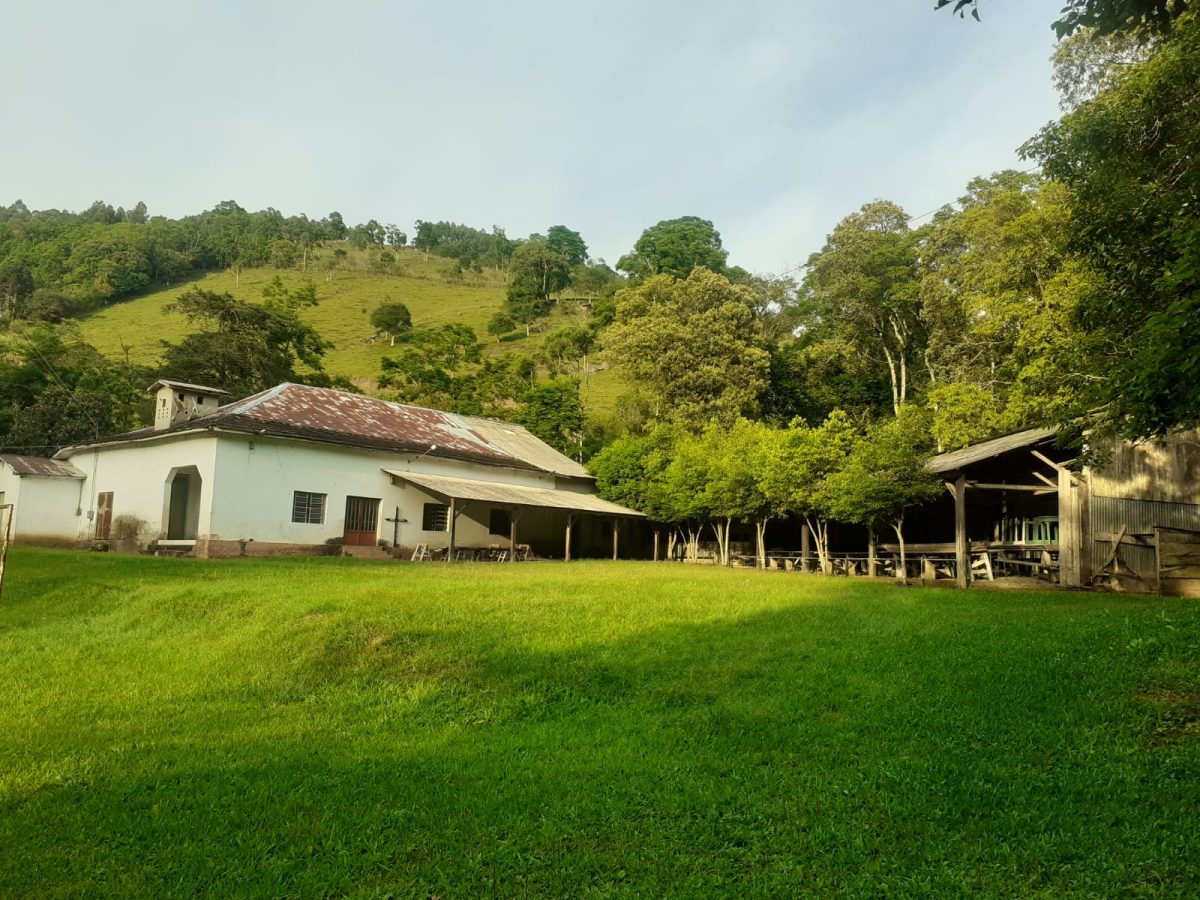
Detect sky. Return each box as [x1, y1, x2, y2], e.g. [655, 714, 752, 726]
[0, 1, 1063, 275]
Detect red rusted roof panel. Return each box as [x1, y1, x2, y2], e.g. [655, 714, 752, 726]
[219, 384, 508, 460]
[0, 454, 84, 477]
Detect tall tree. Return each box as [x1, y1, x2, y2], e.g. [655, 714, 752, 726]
[160, 287, 330, 398]
[919, 174, 1106, 444]
[546, 226, 588, 267]
[760, 410, 857, 573]
[616, 216, 728, 281]
[824, 407, 942, 577]
[370, 301, 412, 345]
[516, 379, 585, 458]
[504, 242, 571, 334]
[802, 201, 923, 415]
[1021, 12, 1200, 439]
[604, 269, 770, 430]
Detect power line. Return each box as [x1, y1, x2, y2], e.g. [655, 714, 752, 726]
[21, 339, 69, 391]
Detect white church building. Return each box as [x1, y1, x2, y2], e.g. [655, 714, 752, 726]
[1, 380, 644, 559]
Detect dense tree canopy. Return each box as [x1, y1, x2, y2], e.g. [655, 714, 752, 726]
[159, 287, 330, 398]
[604, 269, 770, 430]
[801, 201, 922, 416]
[616, 216, 728, 281]
[1022, 11, 1199, 439]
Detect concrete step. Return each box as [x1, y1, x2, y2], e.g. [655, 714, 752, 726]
[341, 545, 393, 561]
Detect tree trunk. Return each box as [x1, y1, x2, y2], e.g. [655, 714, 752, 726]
[882, 346, 899, 416]
[755, 517, 769, 569]
[805, 514, 830, 573]
[892, 516, 907, 582]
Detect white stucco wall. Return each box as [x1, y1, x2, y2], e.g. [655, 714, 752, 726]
[208, 433, 567, 550]
[0, 464, 86, 543]
[0, 467, 18, 525]
[45, 429, 619, 555]
[65, 435, 219, 542]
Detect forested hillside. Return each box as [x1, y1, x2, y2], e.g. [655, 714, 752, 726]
[2, 10, 1197, 497]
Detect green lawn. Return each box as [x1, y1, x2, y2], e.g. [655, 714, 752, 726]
[2, 549, 1198, 897]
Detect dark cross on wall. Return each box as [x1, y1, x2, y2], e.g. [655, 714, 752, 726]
[385, 507, 407, 547]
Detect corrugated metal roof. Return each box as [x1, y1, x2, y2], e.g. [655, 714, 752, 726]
[461, 415, 590, 479]
[927, 427, 1058, 475]
[385, 469, 644, 517]
[148, 379, 229, 395]
[58, 383, 591, 478]
[0, 454, 84, 478]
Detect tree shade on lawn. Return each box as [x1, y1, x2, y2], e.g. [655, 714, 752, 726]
[1, 549, 1198, 896]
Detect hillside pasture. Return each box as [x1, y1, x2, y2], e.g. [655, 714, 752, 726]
[76, 246, 625, 405]
[2, 550, 1197, 896]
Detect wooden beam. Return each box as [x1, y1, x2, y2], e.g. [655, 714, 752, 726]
[1032, 450, 1082, 485]
[612, 518, 619, 561]
[1031, 449, 1065, 472]
[867, 525, 877, 578]
[446, 497, 457, 563]
[652, 528, 660, 562]
[800, 524, 810, 573]
[966, 482, 1058, 492]
[564, 513, 574, 562]
[509, 507, 517, 563]
[1032, 470, 1058, 489]
[954, 474, 969, 589]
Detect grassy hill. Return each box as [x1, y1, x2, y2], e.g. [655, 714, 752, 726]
[77, 245, 626, 409]
[2, 549, 1199, 895]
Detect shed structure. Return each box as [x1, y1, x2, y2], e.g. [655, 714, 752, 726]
[912, 427, 1200, 593]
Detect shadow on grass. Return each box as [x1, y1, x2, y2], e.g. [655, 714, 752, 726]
[3, 591, 1199, 896]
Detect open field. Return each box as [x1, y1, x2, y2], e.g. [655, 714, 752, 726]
[76, 246, 625, 408]
[2, 549, 1198, 896]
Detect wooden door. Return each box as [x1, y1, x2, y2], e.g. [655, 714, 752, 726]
[95, 492, 113, 540]
[343, 496, 380, 546]
[167, 474, 189, 539]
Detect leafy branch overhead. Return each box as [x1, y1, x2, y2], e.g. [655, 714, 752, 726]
[936, 0, 1191, 37]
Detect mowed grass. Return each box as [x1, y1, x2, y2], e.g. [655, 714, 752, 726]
[2, 549, 1198, 897]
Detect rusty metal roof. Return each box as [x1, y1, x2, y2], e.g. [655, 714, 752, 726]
[59, 383, 591, 478]
[927, 427, 1058, 475]
[384, 470, 644, 517]
[0, 454, 84, 478]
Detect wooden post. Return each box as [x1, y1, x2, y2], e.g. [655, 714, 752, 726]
[0, 503, 12, 604]
[800, 524, 811, 573]
[509, 507, 518, 563]
[867, 525, 877, 578]
[653, 528, 660, 562]
[612, 519, 619, 560]
[564, 513, 574, 562]
[446, 497, 457, 563]
[1059, 467, 1090, 587]
[954, 475, 969, 589]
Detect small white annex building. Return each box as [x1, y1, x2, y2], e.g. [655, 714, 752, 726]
[10, 380, 644, 559]
[0, 454, 86, 546]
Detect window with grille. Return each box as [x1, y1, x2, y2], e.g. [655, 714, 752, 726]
[292, 491, 326, 524]
[422, 502, 449, 531]
[489, 509, 511, 536]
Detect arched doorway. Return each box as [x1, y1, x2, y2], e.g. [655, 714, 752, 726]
[163, 466, 202, 540]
